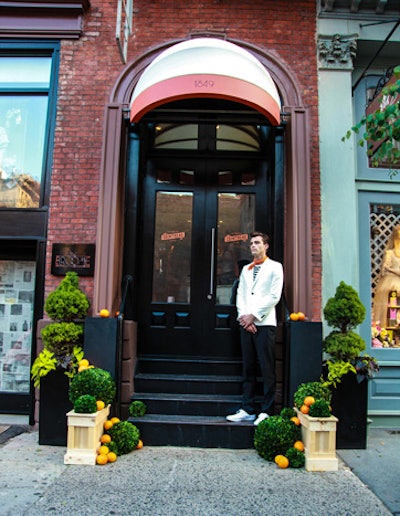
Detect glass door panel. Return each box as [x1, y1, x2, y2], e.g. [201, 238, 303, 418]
[216, 193, 255, 304]
[152, 191, 192, 303]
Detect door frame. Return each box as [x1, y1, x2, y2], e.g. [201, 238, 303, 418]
[93, 37, 315, 325]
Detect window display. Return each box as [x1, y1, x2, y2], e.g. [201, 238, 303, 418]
[0, 260, 35, 392]
[371, 205, 400, 348]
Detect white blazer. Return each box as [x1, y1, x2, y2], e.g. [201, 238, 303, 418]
[236, 258, 283, 326]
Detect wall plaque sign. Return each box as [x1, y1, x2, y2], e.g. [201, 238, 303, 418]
[51, 244, 95, 276]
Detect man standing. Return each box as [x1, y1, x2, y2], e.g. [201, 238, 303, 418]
[226, 231, 283, 426]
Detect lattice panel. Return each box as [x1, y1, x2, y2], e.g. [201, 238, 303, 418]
[370, 207, 400, 296]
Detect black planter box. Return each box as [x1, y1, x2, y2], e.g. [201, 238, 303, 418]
[331, 372, 368, 450]
[39, 369, 72, 446]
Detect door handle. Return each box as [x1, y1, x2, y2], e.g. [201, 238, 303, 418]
[208, 227, 215, 299]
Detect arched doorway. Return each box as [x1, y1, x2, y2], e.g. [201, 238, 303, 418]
[93, 39, 314, 435]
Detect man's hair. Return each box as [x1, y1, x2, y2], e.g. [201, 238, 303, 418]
[250, 231, 269, 245]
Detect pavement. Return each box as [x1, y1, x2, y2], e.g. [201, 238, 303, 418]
[0, 419, 398, 516]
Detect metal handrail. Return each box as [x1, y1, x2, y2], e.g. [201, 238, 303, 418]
[115, 275, 133, 418]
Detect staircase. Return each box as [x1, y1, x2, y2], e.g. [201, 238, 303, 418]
[128, 355, 258, 448]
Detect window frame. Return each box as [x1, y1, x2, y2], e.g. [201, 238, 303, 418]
[0, 40, 60, 209]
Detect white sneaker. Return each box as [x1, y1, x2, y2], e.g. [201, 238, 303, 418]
[254, 412, 269, 426]
[226, 409, 256, 422]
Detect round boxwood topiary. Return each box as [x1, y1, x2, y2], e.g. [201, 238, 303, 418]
[128, 400, 147, 417]
[285, 447, 305, 468]
[73, 394, 97, 413]
[308, 399, 332, 418]
[280, 407, 297, 420]
[254, 415, 301, 462]
[69, 367, 116, 406]
[293, 381, 331, 409]
[108, 421, 140, 455]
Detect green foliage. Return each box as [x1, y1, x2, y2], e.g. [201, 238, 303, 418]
[30, 348, 57, 388]
[322, 281, 377, 388]
[308, 399, 332, 418]
[128, 400, 147, 417]
[323, 281, 366, 333]
[254, 415, 301, 461]
[108, 421, 140, 455]
[41, 322, 83, 356]
[69, 367, 116, 406]
[280, 407, 297, 419]
[285, 447, 305, 468]
[73, 394, 97, 413]
[44, 272, 90, 321]
[107, 440, 119, 454]
[293, 381, 331, 409]
[342, 66, 400, 172]
[323, 331, 365, 362]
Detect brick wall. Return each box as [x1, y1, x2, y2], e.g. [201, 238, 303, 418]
[46, 0, 321, 319]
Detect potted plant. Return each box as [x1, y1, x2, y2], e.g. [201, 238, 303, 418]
[64, 366, 116, 465]
[293, 381, 339, 471]
[322, 281, 379, 449]
[31, 272, 90, 445]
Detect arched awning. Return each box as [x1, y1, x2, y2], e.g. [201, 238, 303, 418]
[130, 38, 281, 125]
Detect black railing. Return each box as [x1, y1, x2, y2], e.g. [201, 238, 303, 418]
[115, 274, 133, 418]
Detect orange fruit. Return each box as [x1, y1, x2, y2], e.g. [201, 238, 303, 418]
[98, 445, 109, 455]
[274, 454, 285, 465]
[78, 359, 89, 368]
[99, 308, 110, 318]
[136, 439, 144, 450]
[297, 312, 306, 321]
[294, 440, 305, 452]
[96, 454, 108, 465]
[107, 452, 117, 463]
[303, 396, 315, 407]
[289, 312, 299, 321]
[104, 420, 113, 431]
[100, 434, 111, 444]
[290, 416, 300, 426]
[276, 456, 289, 469]
[96, 400, 106, 411]
[78, 365, 88, 373]
[110, 417, 120, 424]
[300, 404, 310, 414]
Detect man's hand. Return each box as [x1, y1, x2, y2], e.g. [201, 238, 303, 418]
[238, 314, 257, 334]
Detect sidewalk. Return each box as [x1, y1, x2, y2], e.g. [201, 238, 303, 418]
[0, 426, 397, 516]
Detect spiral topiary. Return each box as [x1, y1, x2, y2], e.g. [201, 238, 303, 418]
[73, 394, 97, 413]
[44, 271, 90, 322]
[69, 367, 116, 406]
[254, 415, 301, 461]
[108, 421, 140, 455]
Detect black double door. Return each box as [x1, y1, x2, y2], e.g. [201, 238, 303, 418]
[137, 154, 274, 359]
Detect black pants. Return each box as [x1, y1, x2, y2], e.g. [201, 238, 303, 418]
[240, 325, 276, 415]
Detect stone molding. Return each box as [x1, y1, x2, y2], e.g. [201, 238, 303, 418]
[318, 34, 357, 70]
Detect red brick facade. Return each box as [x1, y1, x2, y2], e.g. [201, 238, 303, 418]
[46, 0, 321, 319]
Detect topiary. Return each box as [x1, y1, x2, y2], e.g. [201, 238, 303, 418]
[44, 271, 90, 322]
[293, 381, 331, 409]
[73, 394, 97, 413]
[323, 281, 366, 333]
[69, 367, 116, 406]
[41, 322, 83, 356]
[280, 407, 297, 419]
[309, 399, 332, 418]
[254, 415, 301, 461]
[323, 331, 365, 362]
[128, 400, 147, 417]
[108, 421, 140, 455]
[285, 447, 305, 468]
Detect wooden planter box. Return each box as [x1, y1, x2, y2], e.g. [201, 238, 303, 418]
[296, 408, 339, 472]
[64, 405, 110, 465]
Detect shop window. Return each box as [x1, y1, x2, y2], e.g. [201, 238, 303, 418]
[371, 203, 400, 348]
[0, 259, 36, 393]
[0, 48, 58, 208]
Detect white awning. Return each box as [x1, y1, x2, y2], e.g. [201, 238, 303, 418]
[130, 38, 281, 125]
